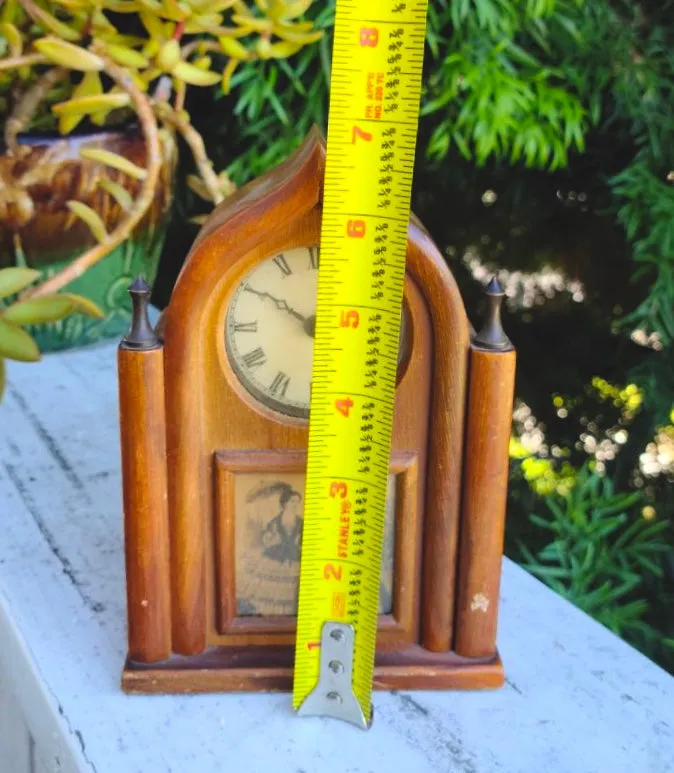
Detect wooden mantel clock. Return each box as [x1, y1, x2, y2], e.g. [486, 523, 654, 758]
[117, 128, 516, 695]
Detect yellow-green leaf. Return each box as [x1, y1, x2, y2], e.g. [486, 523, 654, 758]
[58, 112, 84, 135]
[156, 38, 181, 71]
[162, 0, 190, 22]
[190, 0, 237, 11]
[3, 295, 75, 325]
[51, 0, 92, 10]
[272, 25, 322, 44]
[184, 14, 227, 34]
[91, 9, 118, 34]
[34, 37, 104, 71]
[172, 60, 221, 86]
[0, 0, 20, 24]
[104, 0, 143, 10]
[61, 293, 105, 319]
[218, 36, 249, 59]
[98, 177, 133, 211]
[231, 13, 272, 32]
[267, 0, 286, 20]
[0, 268, 41, 300]
[53, 92, 131, 116]
[0, 22, 22, 55]
[212, 24, 249, 38]
[75, 70, 104, 98]
[221, 56, 239, 94]
[255, 36, 273, 59]
[58, 71, 102, 134]
[267, 40, 303, 58]
[0, 318, 41, 362]
[139, 9, 165, 38]
[67, 201, 109, 243]
[79, 148, 148, 180]
[138, 0, 163, 11]
[103, 42, 149, 69]
[277, 0, 312, 20]
[142, 37, 161, 59]
[25, 6, 81, 41]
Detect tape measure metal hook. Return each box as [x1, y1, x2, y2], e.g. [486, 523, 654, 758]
[296, 621, 372, 729]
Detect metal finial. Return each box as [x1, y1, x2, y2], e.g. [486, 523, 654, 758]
[121, 275, 158, 350]
[473, 276, 512, 350]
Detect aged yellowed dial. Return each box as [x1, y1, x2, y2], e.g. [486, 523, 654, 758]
[225, 245, 408, 418]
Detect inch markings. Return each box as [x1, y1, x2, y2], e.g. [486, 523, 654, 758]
[293, 0, 429, 727]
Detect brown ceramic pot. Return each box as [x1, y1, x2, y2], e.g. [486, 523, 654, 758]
[0, 126, 177, 351]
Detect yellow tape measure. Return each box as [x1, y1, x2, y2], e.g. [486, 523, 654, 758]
[293, 0, 429, 726]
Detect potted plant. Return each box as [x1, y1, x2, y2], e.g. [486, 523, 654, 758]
[0, 0, 321, 351]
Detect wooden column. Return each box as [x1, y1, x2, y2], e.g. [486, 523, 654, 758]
[118, 277, 172, 663]
[454, 278, 516, 659]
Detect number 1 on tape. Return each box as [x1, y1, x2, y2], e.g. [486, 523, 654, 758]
[293, 0, 430, 728]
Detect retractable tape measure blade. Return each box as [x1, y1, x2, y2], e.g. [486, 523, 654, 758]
[293, 0, 429, 725]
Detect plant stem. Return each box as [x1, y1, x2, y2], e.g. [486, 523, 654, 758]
[0, 54, 48, 71]
[22, 51, 162, 300]
[4, 67, 65, 154]
[13, 234, 27, 268]
[154, 102, 227, 205]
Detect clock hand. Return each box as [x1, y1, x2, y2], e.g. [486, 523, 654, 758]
[244, 285, 308, 323]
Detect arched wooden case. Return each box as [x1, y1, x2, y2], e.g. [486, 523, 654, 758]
[118, 128, 516, 694]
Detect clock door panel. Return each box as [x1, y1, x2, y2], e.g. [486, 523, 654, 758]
[213, 450, 419, 647]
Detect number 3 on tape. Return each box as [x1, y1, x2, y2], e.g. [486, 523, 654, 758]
[293, 0, 430, 729]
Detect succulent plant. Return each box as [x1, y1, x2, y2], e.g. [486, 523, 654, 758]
[0, 266, 103, 399]
[0, 0, 322, 298]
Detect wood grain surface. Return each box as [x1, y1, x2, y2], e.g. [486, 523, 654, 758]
[121, 128, 499, 689]
[454, 343, 516, 658]
[118, 344, 172, 663]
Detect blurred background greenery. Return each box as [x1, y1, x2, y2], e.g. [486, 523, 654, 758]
[152, 0, 674, 673]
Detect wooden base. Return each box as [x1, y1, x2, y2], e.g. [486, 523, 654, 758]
[122, 644, 504, 694]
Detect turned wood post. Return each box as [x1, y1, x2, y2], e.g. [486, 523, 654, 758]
[454, 277, 516, 659]
[118, 276, 172, 663]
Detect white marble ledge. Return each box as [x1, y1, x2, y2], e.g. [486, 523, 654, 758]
[0, 342, 672, 773]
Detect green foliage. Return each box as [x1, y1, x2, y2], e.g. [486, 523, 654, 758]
[517, 466, 671, 655]
[423, 0, 588, 168]
[612, 164, 674, 343]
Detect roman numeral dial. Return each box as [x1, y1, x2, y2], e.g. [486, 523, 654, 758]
[225, 246, 319, 418]
[224, 245, 410, 419]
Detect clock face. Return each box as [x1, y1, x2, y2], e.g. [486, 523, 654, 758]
[225, 245, 409, 418]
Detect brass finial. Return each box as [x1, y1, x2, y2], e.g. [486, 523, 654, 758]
[473, 276, 512, 350]
[121, 275, 158, 350]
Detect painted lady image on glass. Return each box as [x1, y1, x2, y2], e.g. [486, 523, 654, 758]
[234, 471, 397, 617]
